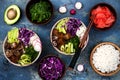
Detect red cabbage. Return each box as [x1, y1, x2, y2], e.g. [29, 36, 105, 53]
[67, 18, 82, 36]
[18, 28, 34, 46]
[38, 56, 65, 80]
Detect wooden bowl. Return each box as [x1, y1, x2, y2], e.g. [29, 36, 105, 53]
[90, 42, 120, 76]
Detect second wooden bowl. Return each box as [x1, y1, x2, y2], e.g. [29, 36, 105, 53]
[90, 42, 120, 76]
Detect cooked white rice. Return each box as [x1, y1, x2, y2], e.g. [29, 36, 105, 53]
[92, 44, 120, 73]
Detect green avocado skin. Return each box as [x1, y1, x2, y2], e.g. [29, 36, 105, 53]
[4, 5, 20, 25]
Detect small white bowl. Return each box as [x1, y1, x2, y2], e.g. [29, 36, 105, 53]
[50, 17, 89, 55]
[3, 28, 42, 67]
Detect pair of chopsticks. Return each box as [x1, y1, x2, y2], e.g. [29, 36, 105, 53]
[68, 20, 93, 70]
[79, 20, 93, 48]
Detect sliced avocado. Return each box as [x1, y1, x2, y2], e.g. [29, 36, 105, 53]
[55, 18, 69, 34]
[4, 5, 20, 25]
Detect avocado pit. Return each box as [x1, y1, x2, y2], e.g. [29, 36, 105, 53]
[7, 8, 17, 20]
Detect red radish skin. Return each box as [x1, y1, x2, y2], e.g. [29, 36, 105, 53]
[91, 6, 115, 28]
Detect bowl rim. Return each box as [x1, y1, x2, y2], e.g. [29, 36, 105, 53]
[3, 28, 42, 67]
[90, 42, 120, 76]
[89, 2, 117, 30]
[25, 0, 54, 25]
[50, 17, 89, 55]
[38, 55, 66, 80]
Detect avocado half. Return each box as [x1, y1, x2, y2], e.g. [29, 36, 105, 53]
[4, 5, 20, 25]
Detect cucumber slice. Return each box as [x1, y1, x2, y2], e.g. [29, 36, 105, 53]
[70, 43, 74, 52]
[73, 49, 75, 52]
[68, 42, 71, 53]
[60, 45, 65, 52]
[65, 42, 73, 53]
[65, 44, 69, 53]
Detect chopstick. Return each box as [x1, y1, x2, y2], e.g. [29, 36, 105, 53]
[79, 20, 93, 48]
[68, 20, 93, 70]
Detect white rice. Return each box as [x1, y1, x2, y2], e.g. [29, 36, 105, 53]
[92, 44, 120, 73]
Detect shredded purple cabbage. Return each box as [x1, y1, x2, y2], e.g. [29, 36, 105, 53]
[18, 28, 34, 46]
[67, 18, 82, 36]
[38, 56, 65, 80]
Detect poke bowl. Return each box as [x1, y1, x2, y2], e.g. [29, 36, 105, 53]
[90, 3, 116, 30]
[90, 42, 120, 76]
[3, 27, 42, 67]
[50, 17, 89, 55]
[38, 55, 65, 80]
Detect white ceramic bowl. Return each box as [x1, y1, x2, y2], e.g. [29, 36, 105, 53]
[3, 28, 42, 67]
[50, 17, 89, 55]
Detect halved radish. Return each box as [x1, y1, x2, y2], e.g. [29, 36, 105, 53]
[34, 43, 41, 52]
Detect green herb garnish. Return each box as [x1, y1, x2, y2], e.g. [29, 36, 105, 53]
[29, 0, 52, 22]
[69, 36, 80, 51]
